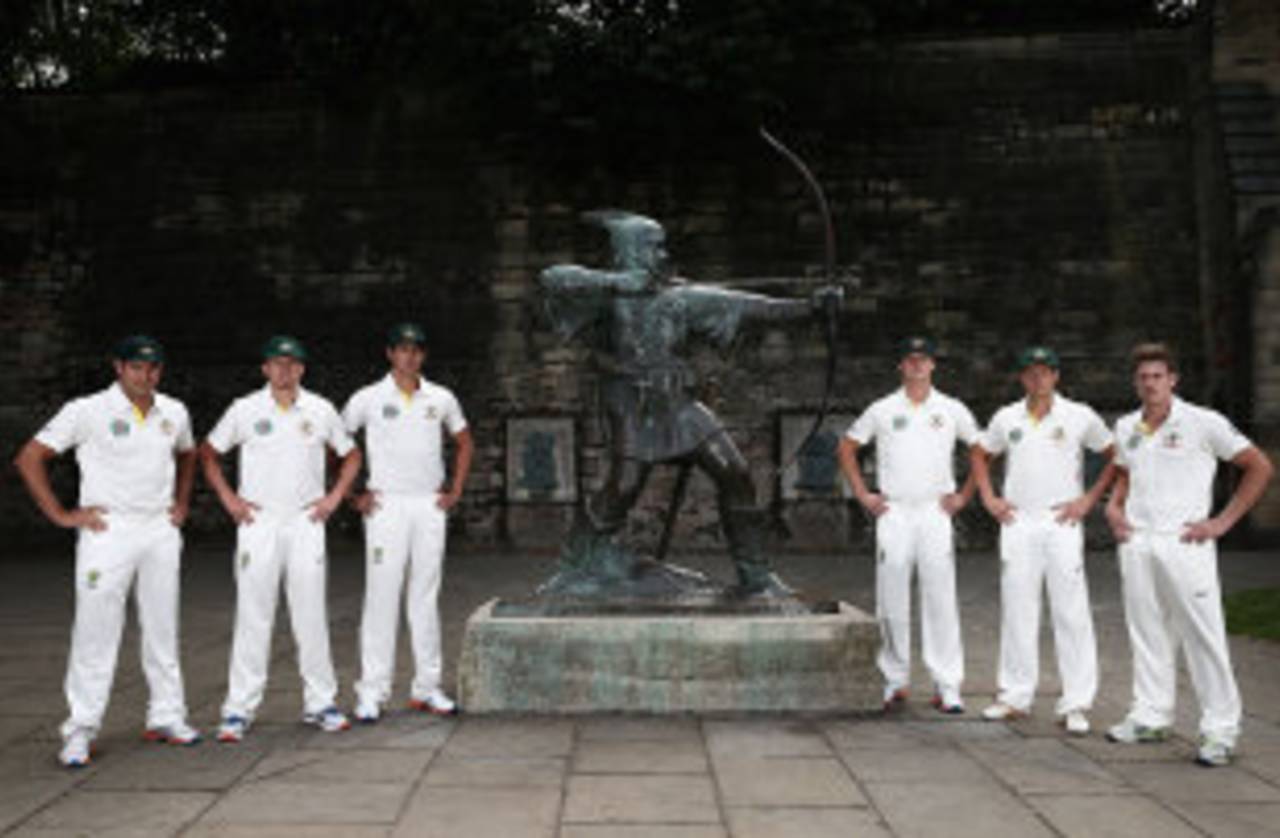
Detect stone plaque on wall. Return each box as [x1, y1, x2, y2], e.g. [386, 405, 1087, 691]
[778, 413, 856, 501]
[506, 416, 577, 503]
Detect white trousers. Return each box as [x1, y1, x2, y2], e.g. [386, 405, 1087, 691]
[875, 501, 964, 692]
[356, 494, 448, 706]
[1119, 532, 1240, 744]
[62, 514, 187, 738]
[222, 512, 339, 719]
[996, 512, 1097, 714]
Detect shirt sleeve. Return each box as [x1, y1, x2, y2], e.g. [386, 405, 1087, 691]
[443, 390, 468, 435]
[341, 389, 367, 435]
[323, 401, 356, 457]
[1113, 419, 1131, 469]
[979, 409, 1007, 455]
[952, 400, 981, 446]
[33, 399, 86, 454]
[1205, 410, 1251, 461]
[846, 405, 877, 446]
[1080, 406, 1114, 454]
[205, 401, 243, 453]
[173, 403, 195, 452]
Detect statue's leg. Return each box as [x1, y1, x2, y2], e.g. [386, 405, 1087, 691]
[692, 431, 789, 595]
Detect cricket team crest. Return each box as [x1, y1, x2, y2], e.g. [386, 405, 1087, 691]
[1163, 431, 1181, 449]
[929, 413, 945, 430]
[425, 405, 439, 420]
[1051, 426, 1066, 443]
[300, 419, 314, 437]
[160, 418, 175, 435]
[87, 569, 101, 589]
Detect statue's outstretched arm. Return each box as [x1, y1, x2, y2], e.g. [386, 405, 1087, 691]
[539, 265, 650, 295]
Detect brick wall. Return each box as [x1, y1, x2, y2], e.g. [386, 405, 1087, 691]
[0, 29, 1207, 554]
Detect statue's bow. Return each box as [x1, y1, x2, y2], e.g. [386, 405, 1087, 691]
[760, 126, 842, 474]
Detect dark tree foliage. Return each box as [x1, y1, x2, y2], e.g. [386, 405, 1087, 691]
[2, 0, 1196, 114]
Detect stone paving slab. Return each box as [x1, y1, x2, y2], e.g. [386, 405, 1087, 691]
[961, 737, 1132, 795]
[197, 781, 411, 826]
[1027, 794, 1204, 838]
[393, 785, 561, 838]
[576, 717, 702, 742]
[295, 714, 454, 751]
[439, 718, 573, 758]
[712, 756, 867, 807]
[185, 827, 391, 838]
[724, 807, 892, 838]
[421, 755, 566, 788]
[575, 739, 709, 773]
[245, 749, 433, 784]
[865, 780, 1057, 838]
[561, 826, 727, 838]
[81, 740, 263, 791]
[1170, 801, 1280, 837]
[13, 789, 215, 836]
[1108, 761, 1280, 803]
[703, 719, 832, 757]
[836, 742, 998, 784]
[563, 775, 720, 824]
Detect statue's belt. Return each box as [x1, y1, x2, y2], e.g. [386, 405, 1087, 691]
[595, 361, 696, 396]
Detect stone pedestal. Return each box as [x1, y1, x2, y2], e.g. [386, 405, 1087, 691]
[457, 599, 880, 713]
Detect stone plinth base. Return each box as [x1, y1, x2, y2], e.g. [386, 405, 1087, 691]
[457, 599, 880, 713]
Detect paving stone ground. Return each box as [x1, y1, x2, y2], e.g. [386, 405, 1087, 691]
[1, 538, 1278, 836]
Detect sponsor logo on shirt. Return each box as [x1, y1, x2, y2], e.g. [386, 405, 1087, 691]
[87, 569, 101, 589]
[373, 546, 383, 565]
[1009, 428, 1023, 444]
[254, 419, 273, 436]
[382, 404, 400, 419]
[892, 415, 907, 431]
[109, 418, 130, 437]
[239, 551, 250, 569]
[1127, 433, 1142, 450]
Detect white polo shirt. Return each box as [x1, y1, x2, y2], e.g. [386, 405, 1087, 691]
[35, 383, 194, 515]
[846, 387, 980, 502]
[342, 374, 468, 495]
[206, 386, 354, 514]
[1114, 397, 1251, 535]
[980, 394, 1113, 513]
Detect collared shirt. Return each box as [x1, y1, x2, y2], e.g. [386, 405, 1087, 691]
[35, 383, 194, 515]
[206, 385, 354, 513]
[980, 394, 1113, 513]
[1114, 397, 1251, 534]
[845, 387, 980, 501]
[342, 374, 468, 494]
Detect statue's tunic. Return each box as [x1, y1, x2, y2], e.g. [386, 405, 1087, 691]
[542, 272, 789, 463]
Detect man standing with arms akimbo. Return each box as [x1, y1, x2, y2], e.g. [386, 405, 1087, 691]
[838, 336, 979, 714]
[15, 336, 201, 766]
[1105, 342, 1272, 766]
[201, 335, 361, 742]
[972, 346, 1114, 735]
[343, 323, 473, 721]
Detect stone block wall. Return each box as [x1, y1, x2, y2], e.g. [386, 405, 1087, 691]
[0, 29, 1210, 554]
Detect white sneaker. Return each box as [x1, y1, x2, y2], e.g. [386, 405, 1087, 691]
[409, 689, 458, 716]
[58, 728, 92, 768]
[931, 687, 964, 715]
[303, 706, 351, 733]
[354, 700, 381, 724]
[1063, 711, 1090, 736]
[217, 715, 250, 743]
[981, 702, 1026, 721]
[1106, 717, 1168, 744]
[1196, 736, 1234, 767]
[143, 720, 202, 746]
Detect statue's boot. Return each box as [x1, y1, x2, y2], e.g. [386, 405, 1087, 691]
[722, 507, 795, 597]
